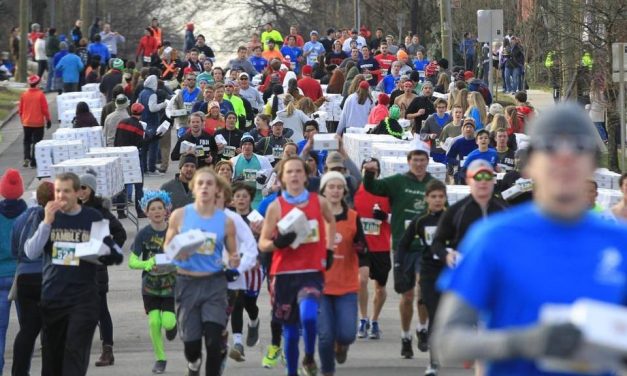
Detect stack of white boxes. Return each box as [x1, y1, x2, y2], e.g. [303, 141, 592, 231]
[594, 168, 622, 190]
[378, 156, 447, 181]
[318, 94, 343, 122]
[56, 90, 104, 128]
[34, 140, 86, 177]
[53, 126, 105, 148]
[86, 147, 142, 184]
[597, 188, 623, 210]
[446, 185, 471, 205]
[343, 133, 400, 166]
[371, 143, 414, 160]
[52, 157, 124, 197]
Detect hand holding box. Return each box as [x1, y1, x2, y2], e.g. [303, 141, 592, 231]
[75, 219, 111, 264]
[165, 229, 206, 260]
[277, 208, 311, 249]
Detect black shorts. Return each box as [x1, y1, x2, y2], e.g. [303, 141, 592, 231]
[393, 251, 421, 294]
[143, 295, 175, 315]
[360, 252, 392, 286]
[271, 272, 323, 325]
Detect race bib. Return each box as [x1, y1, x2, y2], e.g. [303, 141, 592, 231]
[184, 102, 193, 114]
[52, 241, 80, 266]
[223, 146, 236, 158]
[361, 218, 382, 236]
[195, 145, 205, 157]
[424, 226, 437, 246]
[243, 169, 257, 182]
[143, 56, 151, 63]
[196, 232, 217, 256]
[302, 220, 320, 244]
[272, 146, 283, 159]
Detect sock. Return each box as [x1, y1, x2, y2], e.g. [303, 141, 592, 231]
[189, 358, 201, 371]
[402, 331, 411, 339]
[233, 333, 243, 345]
[249, 318, 259, 327]
[361, 317, 369, 322]
[299, 297, 318, 357]
[417, 321, 428, 332]
[271, 319, 282, 347]
[148, 310, 166, 361]
[161, 311, 176, 331]
[283, 323, 300, 375]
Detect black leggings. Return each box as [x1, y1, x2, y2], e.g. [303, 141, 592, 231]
[230, 293, 259, 334]
[183, 322, 225, 376]
[23, 127, 44, 161]
[98, 291, 114, 346]
[12, 273, 51, 376]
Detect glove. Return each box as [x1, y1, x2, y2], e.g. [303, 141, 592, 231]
[256, 174, 268, 186]
[46, 120, 52, 129]
[273, 231, 297, 249]
[372, 208, 388, 221]
[507, 323, 582, 359]
[99, 236, 124, 266]
[326, 249, 334, 270]
[225, 268, 240, 282]
[144, 257, 156, 272]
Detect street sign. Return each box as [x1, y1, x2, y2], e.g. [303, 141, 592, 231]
[612, 43, 627, 73]
[477, 10, 504, 42]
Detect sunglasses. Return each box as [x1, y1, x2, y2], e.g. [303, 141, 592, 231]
[472, 171, 494, 182]
[533, 136, 597, 154]
[187, 78, 196, 81]
[240, 77, 248, 80]
[80, 185, 89, 190]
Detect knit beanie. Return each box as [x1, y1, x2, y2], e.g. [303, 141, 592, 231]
[115, 94, 129, 109]
[389, 105, 401, 120]
[319, 171, 346, 194]
[179, 154, 198, 169]
[79, 172, 98, 194]
[0, 169, 24, 200]
[377, 93, 390, 106]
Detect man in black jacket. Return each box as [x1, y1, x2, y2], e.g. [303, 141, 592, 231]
[432, 159, 507, 266]
[113, 103, 147, 218]
[170, 112, 219, 168]
[160, 155, 196, 210]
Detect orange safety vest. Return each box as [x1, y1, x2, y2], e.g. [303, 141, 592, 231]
[161, 60, 178, 78]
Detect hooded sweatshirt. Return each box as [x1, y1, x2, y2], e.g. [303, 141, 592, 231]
[0, 199, 28, 277]
[138, 75, 166, 128]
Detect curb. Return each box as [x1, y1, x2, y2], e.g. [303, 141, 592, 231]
[0, 107, 18, 130]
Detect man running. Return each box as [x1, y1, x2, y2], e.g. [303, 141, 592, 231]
[362, 144, 434, 359]
[259, 156, 336, 376]
[434, 103, 627, 376]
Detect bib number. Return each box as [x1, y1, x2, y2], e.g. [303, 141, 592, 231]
[52, 242, 80, 266]
[243, 169, 257, 182]
[272, 146, 283, 159]
[424, 226, 437, 247]
[197, 232, 217, 256]
[184, 102, 193, 114]
[195, 145, 205, 157]
[361, 218, 382, 236]
[143, 56, 151, 63]
[302, 220, 320, 244]
[223, 146, 236, 158]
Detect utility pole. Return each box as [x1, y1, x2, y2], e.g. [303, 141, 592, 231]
[18, 0, 29, 82]
[439, 0, 453, 64]
[80, 0, 89, 32]
[354, 0, 360, 31]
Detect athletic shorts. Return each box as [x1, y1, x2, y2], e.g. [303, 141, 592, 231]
[271, 272, 323, 325]
[393, 251, 421, 294]
[143, 295, 175, 315]
[359, 252, 392, 286]
[175, 273, 227, 342]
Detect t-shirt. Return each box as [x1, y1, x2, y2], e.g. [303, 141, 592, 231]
[357, 57, 380, 86]
[249, 56, 268, 74]
[462, 148, 499, 169]
[439, 203, 627, 376]
[497, 148, 516, 170]
[132, 225, 176, 297]
[303, 41, 326, 66]
[280, 45, 302, 73]
[42, 207, 103, 304]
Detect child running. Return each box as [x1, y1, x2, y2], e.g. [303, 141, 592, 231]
[129, 190, 177, 374]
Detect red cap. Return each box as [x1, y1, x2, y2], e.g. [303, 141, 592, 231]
[131, 103, 145, 115]
[27, 75, 41, 85]
[359, 80, 370, 90]
[302, 65, 313, 75]
[464, 71, 474, 81]
[0, 169, 24, 200]
[377, 93, 390, 106]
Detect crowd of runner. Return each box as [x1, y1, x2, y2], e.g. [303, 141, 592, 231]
[1, 16, 626, 376]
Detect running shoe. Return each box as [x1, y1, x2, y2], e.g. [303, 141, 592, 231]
[229, 343, 245, 362]
[300, 358, 318, 376]
[165, 324, 177, 341]
[335, 343, 349, 364]
[417, 329, 429, 352]
[369, 321, 381, 339]
[23, 159, 30, 168]
[246, 322, 259, 347]
[357, 318, 370, 338]
[186, 358, 201, 376]
[401, 337, 413, 359]
[152, 360, 166, 374]
[262, 345, 281, 368]
[424, 365, 438, 376]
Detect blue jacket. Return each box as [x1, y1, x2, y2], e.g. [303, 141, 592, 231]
[249, 56, 268, 75]
[53, 50, 69, 78]
[56, 53, 84, 83]
[87, 42, 110, 64]
[0, 199, 27, 278]
[447, 137, 478, 167]
[11, 206, 44, 276]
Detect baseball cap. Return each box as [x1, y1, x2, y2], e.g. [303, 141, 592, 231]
[466, 159, 494, 179]
[131, 102, 145, 115]
[463, 71, 475, 81]
[27, 75, 41, 85]
[359, 80, 370, 90]
[409, 139, 431, 157]
[115, 94, 129, 109]
[270, 118, 284, 127]
[302, 65, 313, 75]
[239, 72, 249, 79]
[325, 151, 345, 169]
[310, 30, 318, 36]
[240, 133, 255, 145]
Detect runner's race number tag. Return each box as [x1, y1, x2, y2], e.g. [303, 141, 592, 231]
[223, 146, 236, 158]
[184, 102, 193, 114]
[302, 220, 320, 244]
[272, 146, 283, 159]
[197, 232, 217, 256]
[361, 218, 382, 236]
[243, 169, 257, 182]
[195, 145, 205, 157]
[52, 241, 80, 266]
[143, 56, 151, 63]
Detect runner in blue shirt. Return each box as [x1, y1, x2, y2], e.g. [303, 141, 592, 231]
[280, 36, 303, 74]
[249, 46, 268, 75]
[433, 103, 627, 376]
[303, 31, 326, 67]
[462, 129, 499, 172]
